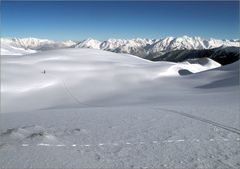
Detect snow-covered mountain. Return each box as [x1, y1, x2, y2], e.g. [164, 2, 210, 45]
[4, 37, 76, 50]
[1, 36, 239, 57]
[152, 46, 240, 65]
[74, 38, 101, 49]
[74, 36, 239, 57]
[1, 37, 76, 55]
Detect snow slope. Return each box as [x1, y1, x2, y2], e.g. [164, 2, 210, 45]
[0, 48, 239, 168]
[1, 49, 221, 112]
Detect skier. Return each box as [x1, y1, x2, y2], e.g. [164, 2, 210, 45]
[42, 70, 46, 74]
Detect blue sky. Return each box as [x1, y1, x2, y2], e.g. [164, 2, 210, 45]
[1, 1, 239, 40]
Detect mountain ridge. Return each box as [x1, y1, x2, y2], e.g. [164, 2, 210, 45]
[1, 36, 239, 62]
[2, 36, 239, 51]
[151, 46, 240, 65]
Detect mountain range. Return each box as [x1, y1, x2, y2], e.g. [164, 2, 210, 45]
[1, 36, 239, 64]
[75, 36, 239, 58]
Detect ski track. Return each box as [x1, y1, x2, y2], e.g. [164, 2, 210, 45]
[154, 107, 240, 135]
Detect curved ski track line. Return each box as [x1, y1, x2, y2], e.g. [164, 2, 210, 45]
[46, 73, 93, 107]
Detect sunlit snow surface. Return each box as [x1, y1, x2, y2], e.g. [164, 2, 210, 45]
[0, 48, 239, 168]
